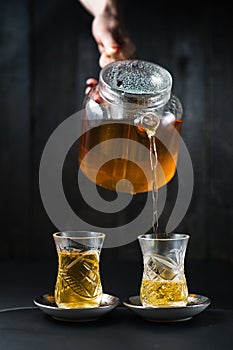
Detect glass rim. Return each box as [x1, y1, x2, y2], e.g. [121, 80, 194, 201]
[138, 233, 190, 241]
[53, 230, 105, 240]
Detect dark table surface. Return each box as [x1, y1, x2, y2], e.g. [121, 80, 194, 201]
[0, 260, 232, 350]
[0, 306, 232, 350]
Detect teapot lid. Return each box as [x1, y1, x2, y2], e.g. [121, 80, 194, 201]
[99, 60, 172, 108]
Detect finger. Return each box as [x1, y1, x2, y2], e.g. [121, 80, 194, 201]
[105, 44, 121, 56]
[99, 50, 125, 68]
[99, 53, 113, 68]
[85, 85, 102, 104]
[86, 78, 98, 86]
[93, 91, 103, 104]
[85, 80, 103, 104]
[85, 78, 98, 95]
[100, 30, 121, 52]
[85, 86, 92, 95]
[97, 43, 105, 54]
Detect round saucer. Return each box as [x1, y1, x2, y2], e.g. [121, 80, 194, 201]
[34, 293, 120, 322]
[123, 294, 211, 322]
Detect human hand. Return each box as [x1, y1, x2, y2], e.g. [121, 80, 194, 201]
[85, 78, 103, 103]
[92, 11, 136, 67]
[82, 0, 136, 101]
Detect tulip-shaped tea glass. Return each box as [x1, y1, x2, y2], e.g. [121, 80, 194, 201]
[53, 231, 105, 308]
[138, 233, 189, 307]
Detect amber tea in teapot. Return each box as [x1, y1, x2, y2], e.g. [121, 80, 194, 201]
[79, 60, 183, 194]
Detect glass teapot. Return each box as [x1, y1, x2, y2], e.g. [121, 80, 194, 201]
[78, 60, 183, 194]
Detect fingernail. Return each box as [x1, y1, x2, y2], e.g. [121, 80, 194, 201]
[112, 45, 121, 52]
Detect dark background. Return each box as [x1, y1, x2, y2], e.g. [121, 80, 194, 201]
[0, 0, 233, 307]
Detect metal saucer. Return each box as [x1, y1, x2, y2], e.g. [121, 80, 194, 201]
[123, 294, 211, 322]
[34, 293, 120, 322]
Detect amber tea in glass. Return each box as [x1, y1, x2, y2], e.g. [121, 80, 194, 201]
[53, 231, 105, 308]
[138, 233, 189, 307]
